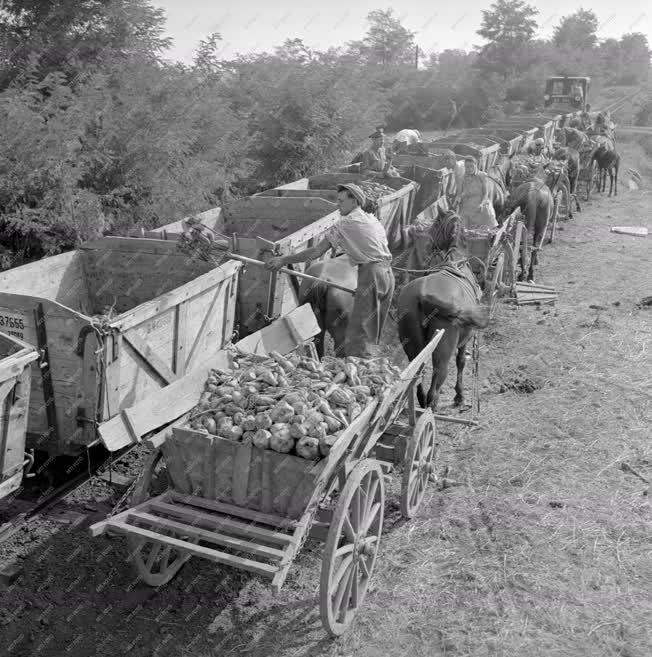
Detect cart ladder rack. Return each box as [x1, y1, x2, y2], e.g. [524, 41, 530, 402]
[90, 490, 307, 592]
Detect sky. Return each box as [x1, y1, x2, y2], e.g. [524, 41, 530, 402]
[153, 0, 651, 64]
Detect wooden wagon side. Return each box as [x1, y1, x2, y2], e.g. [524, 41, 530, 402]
[0, 333, 39, 499]
[139, 207, 224, 241]
[0, 238, 240, 455]
[429, 141, 500, 171]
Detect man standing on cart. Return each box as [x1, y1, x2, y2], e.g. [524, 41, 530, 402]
[265, 183, 395, 358]
[455, 155, 497, 230]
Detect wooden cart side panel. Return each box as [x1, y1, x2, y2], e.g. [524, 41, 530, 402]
[170, 428, 328, 521]
[0, 251, 93, 313]
[255, 189, 340, 202]
[0, 365, 32, 496]
[80, 241, 214, 316]
[142, 207, 224, 240]
[109, 274, 237, 420]
[0, 297, 90, 454]
[223, 197, 337, 240]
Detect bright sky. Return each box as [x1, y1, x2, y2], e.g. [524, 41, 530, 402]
[154, 0, 651, 64]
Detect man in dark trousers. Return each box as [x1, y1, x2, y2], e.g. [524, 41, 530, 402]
[265, 183, 395, 357]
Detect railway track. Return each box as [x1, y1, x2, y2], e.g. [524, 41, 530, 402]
[0, 443, 139, 546]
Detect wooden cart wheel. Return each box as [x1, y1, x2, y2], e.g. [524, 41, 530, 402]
[400, 410, 436, 519]
[126, 449, 193, 586]
[320, 460, 385, 637]
[484, 252, 505, 316]
[517, 223, 529, 281]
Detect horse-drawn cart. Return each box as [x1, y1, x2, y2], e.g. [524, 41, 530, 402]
[91, 312, 444, 637]
[461, 210, 527, 312]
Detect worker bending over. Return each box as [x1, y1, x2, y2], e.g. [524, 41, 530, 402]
[266, 183, 395, 358]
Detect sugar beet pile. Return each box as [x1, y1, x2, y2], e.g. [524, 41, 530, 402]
[189, 350, 402, 460]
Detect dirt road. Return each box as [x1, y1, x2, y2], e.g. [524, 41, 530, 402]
[0, 142, 650, 657]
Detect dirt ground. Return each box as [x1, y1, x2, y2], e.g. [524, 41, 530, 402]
[0, 139, 650, 657]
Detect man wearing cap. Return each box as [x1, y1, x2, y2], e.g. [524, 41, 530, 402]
[455, 155, 496, 229]
[360, 131, 400, 177]
[526, 138, 546, 157]
[265, 183, 395, 358]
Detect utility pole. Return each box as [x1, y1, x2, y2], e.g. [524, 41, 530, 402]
[415, 45, 419, 69]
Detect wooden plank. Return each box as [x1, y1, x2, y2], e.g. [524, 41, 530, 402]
[148, 500, 293, 545]
[97, 349, 232, 451]
[79, 330, 100, 445]
[183, 283, 223, 371]
[203, 435, 216, 499]
[168, 491, 298, 530]
[260, 449, 273, 515]
[34, 303, 59, 446]
[128, 511, 286, 559]
[121, 330, 178, 384]
[101, 520, 278, 577]
[160, 437, 192, 495]
[232, 442, 252, 506]
[235, 304, 320, 356]
[174, 301, 188, 376]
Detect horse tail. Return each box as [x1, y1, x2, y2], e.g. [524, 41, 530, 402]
[456, 305, 490, 329]
[397, 295, 427, 361]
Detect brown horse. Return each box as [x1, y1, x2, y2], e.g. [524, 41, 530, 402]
[556, 127, 588, 151]
[397, 210, 490, 409]
[593, 144, 620, 196]
[298, 254, 356, 358]
[489, 155, 512, 220]
[509, 181, 554, 282]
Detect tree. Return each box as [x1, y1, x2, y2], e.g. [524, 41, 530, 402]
[349, 9, 416, 67]
[0, 0, 171, 89]
[553, 9, 598, 50]
[475, 0, 539, 80]
[618, 33, 651, 84]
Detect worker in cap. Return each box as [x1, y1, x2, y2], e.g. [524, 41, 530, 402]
[455, 155, 496, 230]
[527, 137, 546, 157]
[361, 130, 400, 177]
[266, 182, 394, 358]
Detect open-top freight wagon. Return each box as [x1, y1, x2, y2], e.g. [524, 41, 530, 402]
[91, 304, 444, 637]
[0, 238, 241, 457]
[137, 175, 419, 338]
[0, 332, 39, 498]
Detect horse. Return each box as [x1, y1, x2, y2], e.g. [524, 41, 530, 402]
[485, 155, 512, 223]
[593, 144, 620, 197]
[552, 146, 581, 214]
[298, 254, 357, 358]
[509, 180, 555, 283]
[555, 127, 588, 151]
[396, 210, 490, 409]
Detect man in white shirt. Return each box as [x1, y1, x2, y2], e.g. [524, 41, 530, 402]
[266, 183, 395, 357]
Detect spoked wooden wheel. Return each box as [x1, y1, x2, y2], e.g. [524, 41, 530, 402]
[400, 410, 436, 519]
[126, 449, 193, 586]
[320, 460, 385, 637]
[484, 252, 505, 316]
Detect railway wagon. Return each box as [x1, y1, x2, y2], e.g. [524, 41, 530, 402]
[0, 238, 241, 456]
[0, 333, 39, 498]
[220, 195, 341, 336]
[451, 128, 523, 157]
[428, 139, 501, 171]
[139, 207, 223, 241]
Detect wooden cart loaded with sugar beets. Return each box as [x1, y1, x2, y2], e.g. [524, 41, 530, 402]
[91, 315, 444, 637]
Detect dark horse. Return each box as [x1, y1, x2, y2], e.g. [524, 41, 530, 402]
[397, 210, 490, 409]
[509, 180, 554, 282]
[298, 254, 356, 358]
[593, 143, 620, 197]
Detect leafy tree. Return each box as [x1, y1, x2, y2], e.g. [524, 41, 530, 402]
[475, 0, 539, 80]
[0, 0, 171, 89]
[618, 33, 651, 84]
[349, 9, 416, 67]
[553, 9, 598, 50]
